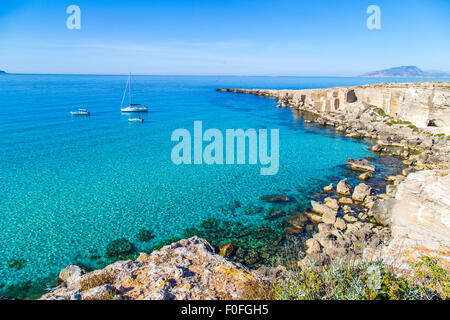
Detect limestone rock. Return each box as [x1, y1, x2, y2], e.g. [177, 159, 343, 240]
[324, 197, 339, 211]
[352, 183, 372, 202]
[311, 200, 337, 216]
[346, 158, 376, 173]
[334, 218, 346, 231]
[322, 210, 337, 225]
[370, 198, 395, 226]
[305, 211, 322, 224]
[337, 178, 352, 196]
[59, 265, 85, 284]
[323, 184, 334, 192]
[305, 239, 321, 255]
[339, 197, 353, 205]
[358, 172, 373, 181]
[371, 144, 383, 152]
[391, 170, 450, 244]
[343, 214, 358, 223]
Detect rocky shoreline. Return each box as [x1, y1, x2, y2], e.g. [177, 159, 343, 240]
[39, 82, 450, 300]
[217, 82, 450, 274]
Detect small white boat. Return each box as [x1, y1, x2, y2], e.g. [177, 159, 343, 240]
[128, 117, 144, 123]
[120, 73, 148, 113]
[70, 108, 90, 116]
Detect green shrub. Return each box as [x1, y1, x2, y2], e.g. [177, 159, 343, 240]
[273, 260, 445, 300]
[411, 256, 450, 299]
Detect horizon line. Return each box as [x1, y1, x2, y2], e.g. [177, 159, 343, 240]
[2, 72, 450, 79]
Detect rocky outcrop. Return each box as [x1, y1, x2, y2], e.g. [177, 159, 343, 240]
[41, 237, 268, 300]
[391, 170, 450, 243]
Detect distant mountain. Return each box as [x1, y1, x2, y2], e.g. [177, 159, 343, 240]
[360, 66, 450, 78]
[0, 70, 6, 74]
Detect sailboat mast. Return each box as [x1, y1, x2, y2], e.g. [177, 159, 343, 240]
[129, 73, 132, 106]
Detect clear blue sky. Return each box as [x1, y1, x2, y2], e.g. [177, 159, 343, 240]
[0, 0, 449, 75]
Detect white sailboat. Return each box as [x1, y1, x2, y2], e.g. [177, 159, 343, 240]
[120, 73, 148, 113]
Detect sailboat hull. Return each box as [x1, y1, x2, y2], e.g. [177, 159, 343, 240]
[121, 106, 148, 112]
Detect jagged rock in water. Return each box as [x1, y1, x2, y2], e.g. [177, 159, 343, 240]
[218, 242, 234, 258]
[346, 158, 376, 173]
[337, 178, 352, 196]
[358, 172, 373, 181]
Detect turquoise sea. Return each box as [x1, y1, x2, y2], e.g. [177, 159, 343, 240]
[0, 75, 445, 297]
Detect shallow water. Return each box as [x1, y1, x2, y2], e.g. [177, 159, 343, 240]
[0, 75, 439, 295]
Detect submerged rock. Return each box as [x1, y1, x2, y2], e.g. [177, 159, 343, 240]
[137, 229, 155, 242]
[285, 213, 308, 227]
[7, 259, 27, 270]
[244, 205, 263, 215]
[105, 238, 134, 258]
[260, 194, 291, 203]
[284, 226, 303, 235]
[264, 209, 286, 220]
